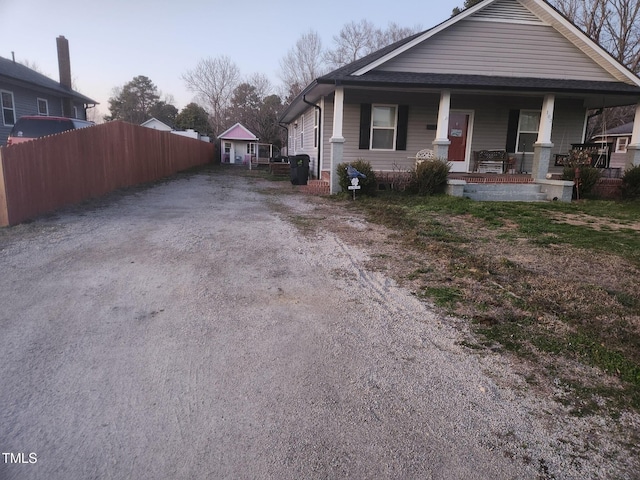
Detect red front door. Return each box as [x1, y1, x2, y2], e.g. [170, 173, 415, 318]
[448, 112, 471, 172]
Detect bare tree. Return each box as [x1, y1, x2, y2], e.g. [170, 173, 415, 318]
[551, 0, 640, 73]
[278, 30, 326, 101]
[18, 59, 46, 75]
[604, 0, 640, 73]
[245, 72, 273, 101]
[324, 20, 423, 71]
[552, 0, 640, 132]
[182, 55, 241, 137]
[325, 20, 377, 69]
[373, 22, 423, 49]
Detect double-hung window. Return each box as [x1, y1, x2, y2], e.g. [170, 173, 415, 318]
[313, 109, 319, 148]
[371, 105, 397, 150]
[299, 116, 304, 149]
[37, 98, 49, 116]
[1, 90, 16, 126]
[616, 137, 629, 153]
[516, 110, 540, 153]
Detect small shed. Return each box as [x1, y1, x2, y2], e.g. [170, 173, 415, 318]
[141, 117, 173, 131]
[217, 123, 258, 165]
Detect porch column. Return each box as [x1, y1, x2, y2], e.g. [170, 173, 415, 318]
[330, 86, 345, 194]
[433, 90, 451, 159]
[531, 94, 555, 180]
[627, 102, 640, 168]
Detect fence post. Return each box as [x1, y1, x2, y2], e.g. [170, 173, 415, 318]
[0, 148, 8, 226]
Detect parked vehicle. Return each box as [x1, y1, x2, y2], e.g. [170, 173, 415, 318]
[7, 116, 94, 145]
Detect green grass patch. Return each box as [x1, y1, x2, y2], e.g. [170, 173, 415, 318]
[420, 286, 463, 309]
[343, 192, 640, 414]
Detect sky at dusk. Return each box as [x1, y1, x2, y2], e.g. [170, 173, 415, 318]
[0, 0, 458, 118]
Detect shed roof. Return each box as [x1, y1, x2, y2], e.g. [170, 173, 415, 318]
[141, 117, 173, 130]
[591, 122, 634, 138]
[217, 123, 258, 140]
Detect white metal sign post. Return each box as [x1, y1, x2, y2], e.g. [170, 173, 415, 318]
[347, 177, 361, 200]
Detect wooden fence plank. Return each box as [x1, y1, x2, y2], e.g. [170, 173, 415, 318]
[0, 121, 215, 226]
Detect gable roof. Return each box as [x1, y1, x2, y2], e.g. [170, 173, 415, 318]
[0, 56, 98, 105]
[351, 0, 640, 86]
[281, 0, 640, 123]
[141, 117, 173, 130]
[217, 122, 258, 140]
[592, 122, 634, 138]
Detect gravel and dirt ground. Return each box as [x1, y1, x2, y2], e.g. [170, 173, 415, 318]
[1, 166, 638, 479]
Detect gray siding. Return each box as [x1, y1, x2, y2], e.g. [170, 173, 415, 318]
[339, 91, 440, 172]
[377, 19, 616, 82]
[472, 0, 543, 23]
[610, 152, 628, 170]
[321, 98, 333, 174]
[321, 90, 586, 174]
[0, 82, 88, 145]
[289, 108, 320, 178]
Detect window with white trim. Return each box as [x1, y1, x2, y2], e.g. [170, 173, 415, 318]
[37, 98, 49, 116]
[616, 137, 629, 153]
[299, 115, 304, 149]
[313, 109, 319, 148]
[246, 143, 255, 154]
[1, 90, 16, 126]
[371, 104, 397, 150]
[516, 110, 540, 153]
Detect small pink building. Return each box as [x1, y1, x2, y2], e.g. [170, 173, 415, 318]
[217, 123, 258, 165]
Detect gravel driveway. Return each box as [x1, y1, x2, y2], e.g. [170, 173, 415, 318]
[0, 167, 635, 479]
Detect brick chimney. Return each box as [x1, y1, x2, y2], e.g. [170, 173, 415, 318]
[56, 35, 73, 117]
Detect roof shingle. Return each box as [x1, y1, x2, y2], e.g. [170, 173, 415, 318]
[0, 56, 98, 104]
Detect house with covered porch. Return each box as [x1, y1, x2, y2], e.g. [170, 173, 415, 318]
[279, 0, 640, 201]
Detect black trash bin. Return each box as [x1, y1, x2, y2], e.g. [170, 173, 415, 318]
[290, 154, 310, 185]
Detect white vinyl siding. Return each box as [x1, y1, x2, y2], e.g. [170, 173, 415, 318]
[377, 19, 616, 82]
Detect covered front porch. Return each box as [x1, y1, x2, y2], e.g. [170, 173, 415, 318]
[322, 86, 640, 202]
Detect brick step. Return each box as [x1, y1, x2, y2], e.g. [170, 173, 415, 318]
[299, 179, 330, 195]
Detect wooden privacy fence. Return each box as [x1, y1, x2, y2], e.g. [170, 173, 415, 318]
[0, 121, 215, 226]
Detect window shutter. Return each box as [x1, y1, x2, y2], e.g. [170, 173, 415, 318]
[396, 105, 409, 151]
[359, 104, 372, 149]
[505, 109, 520, 153]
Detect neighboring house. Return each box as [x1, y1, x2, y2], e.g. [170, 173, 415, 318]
[217, 123, 258, 164]
[141, 117, 211, 143]
[591, 122, 634, 171]
[0, 36, 98, 146]
[141, 117, 173, 131]
[279, 0, 640, 194]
